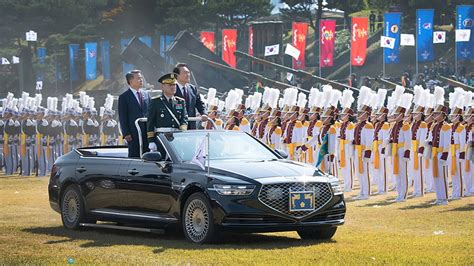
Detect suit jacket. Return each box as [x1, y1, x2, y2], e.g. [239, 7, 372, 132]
[118, 88, 150, 157]
[175, 84, 205, 129]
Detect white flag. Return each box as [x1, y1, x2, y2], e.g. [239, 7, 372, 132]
[25, 30, 37, 42]
[12, 56, 20, 64]
[36, 81, 43, 91]
[400, 34, 415, 46]
[455, 29, 471, 42]
[286, 72, 294, 81]
[191, 135, 207, 170]
[433, 31, 446, 44]
[264, 44, 279, 56]
[380, 36, 396, 49]
[284, 43, 301, 60]
[1, 57, 10, 65]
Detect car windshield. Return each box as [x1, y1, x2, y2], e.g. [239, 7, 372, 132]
[165, 131, 278, 161]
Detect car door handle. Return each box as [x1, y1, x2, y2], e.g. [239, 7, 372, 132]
[128, 169, 139, 175]
[76, 167, 86, 173]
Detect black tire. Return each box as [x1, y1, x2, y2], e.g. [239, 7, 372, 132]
[182, 192, 217, 244]
[297, 227, 337, 240]
[60, 184, 88, 230]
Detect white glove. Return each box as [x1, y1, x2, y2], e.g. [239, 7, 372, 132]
[148, 142, 157, 152]
[87, 119, 94, 126]
[42, 120, 49, 127]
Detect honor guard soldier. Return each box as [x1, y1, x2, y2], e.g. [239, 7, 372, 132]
[427, 103, 451, 205]
[387, 93, 413, 202]
[419, 93, 437, 193]
[148, 73, 188, 153]
[256, 105, 271, 142]
[448, 89, 467, 199]
[6, 108, 21, 175]
[464, 105, 474, 195]
[224, 111, 240, 131]
[23, 108, 38, 176]
[266, 109, 282, 150]
[63, 106, 80, 153]
[424, 101, 451, 205]
[203, 105, 223, 130]
[338, 90, 356, 192]
[101, 109, 120, 146]
[36, 107, 49, 176]
[0, 106, 5, 172]
[372, 93, 391, 195]
[409, 88, 429, 197]
[353, 86, 374, 200]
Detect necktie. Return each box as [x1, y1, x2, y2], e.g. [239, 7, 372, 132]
[137, 90, 144, 108]
[182, 86, 188, 103]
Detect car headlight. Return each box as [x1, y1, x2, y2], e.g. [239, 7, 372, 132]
[212, 184, 256, 196]
[328, 176, 343, 195]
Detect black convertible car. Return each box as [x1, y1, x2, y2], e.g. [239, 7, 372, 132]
[48, 130, 346, 244]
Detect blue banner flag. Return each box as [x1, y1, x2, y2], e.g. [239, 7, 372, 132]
[36, 47, 46, 81]
[69, 44, 80, 81]
[456, 5, 474, 61]
[416, 9, 434, 62]
[100, 40, 111, 80]
[121, 38, 134, 75]
[160, 35, 175, 65]
[384, 13, 401, 64]
[139, 35, 152, 48]
[85, 42, 97, 80]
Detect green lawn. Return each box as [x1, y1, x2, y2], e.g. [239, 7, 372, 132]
[0, 175, 473, 264]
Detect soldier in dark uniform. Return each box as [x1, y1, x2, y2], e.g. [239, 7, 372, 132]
[36, 107, 49, 176]
[22, 109, 38, 176]
[101, 109, 120, 146]
[0, 107, 5, 171]
[5, 109, 21, 175]
[147, 73, 188, 153]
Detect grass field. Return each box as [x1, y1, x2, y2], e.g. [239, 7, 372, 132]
[0, 175, 473, 265]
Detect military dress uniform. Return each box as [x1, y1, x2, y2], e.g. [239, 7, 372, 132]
[372, 119, 390, 194]
[450, 120, 466, 199]
[410, 118, 428, 196]
[425, 108, 452, 205]
[0, 117, 4, 171]
[386, 120, 411, 202]
[353, 118, 374, 200]
[37, 117, 50, 176]
[339, 119, 355, 192]
[147, 95, 188, 144]
[5, 115, 21, 175]
[22, 115, 38, 176]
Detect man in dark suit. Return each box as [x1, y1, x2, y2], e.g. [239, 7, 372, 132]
[118, 70, 150, 157]
[173, 63, 207, 129]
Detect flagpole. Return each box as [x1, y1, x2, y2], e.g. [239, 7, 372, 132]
[455, 35, 458, 77]
[382, 47, 386, 78]
[319, 20, 322, 78]
[349, 37, 352, 78]
[415, 18, 419, 77]
[207, 132, 210, 177]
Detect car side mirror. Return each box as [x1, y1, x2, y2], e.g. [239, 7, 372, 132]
[275, 149, 288, 159]
[142, 151, 162, 161]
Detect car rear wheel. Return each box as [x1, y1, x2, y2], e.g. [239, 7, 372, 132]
[182, 192, 217, 244]
[297, 227, 337, 240]
[61, 184, 88, 230]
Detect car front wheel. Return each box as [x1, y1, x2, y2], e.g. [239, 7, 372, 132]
[182, 192, 217, 244]
[60, 184, 88, 229]
[297, 227, 337, 240]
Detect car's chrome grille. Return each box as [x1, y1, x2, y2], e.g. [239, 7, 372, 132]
[258, 182, 333, 218]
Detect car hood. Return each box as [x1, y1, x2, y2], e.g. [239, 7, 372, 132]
[209, 159, 328, 182]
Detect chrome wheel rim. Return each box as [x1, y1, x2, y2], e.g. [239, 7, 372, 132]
[63, 191, 79, 224]
[184, 199, 209, 243]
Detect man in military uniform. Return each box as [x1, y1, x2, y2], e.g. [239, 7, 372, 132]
[147, 73, 188, 153]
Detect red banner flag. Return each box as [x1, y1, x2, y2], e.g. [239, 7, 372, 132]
[351, 17, 369, 66]
[200, 31, 215, 53]
[222, 29, 237, 68]
[249, 26, 254, 55]
[292, 22, 308, 69]
[319, 19, 336, 68]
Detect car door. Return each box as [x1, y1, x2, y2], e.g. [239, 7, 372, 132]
[77, 156, 128, 211]
[123, 159, 174, 214]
